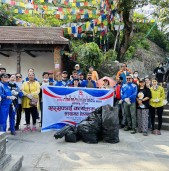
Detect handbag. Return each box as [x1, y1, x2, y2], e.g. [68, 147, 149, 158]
[28, 82, 38, 107]
[30, 97, 38, 107]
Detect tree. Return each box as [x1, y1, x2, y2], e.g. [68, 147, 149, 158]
[0, 5, 16, 26]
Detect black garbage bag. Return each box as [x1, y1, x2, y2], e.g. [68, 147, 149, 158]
[54, 125, 75, 139]
[65, 128, 80, 143]
[77, 120, 101, 144]
[102, 104, 119, 143]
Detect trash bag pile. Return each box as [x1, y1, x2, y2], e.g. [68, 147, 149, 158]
[54, 104, 119, 144]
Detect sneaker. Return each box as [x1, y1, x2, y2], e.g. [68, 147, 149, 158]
[31, 127, 37, 132]
[152, 130, 157, 135]
[23, 126, 31, 132]
[11, 131, 16, 135]
[124, 127, 131, 131]
[143, 132, 148, 136]
[131, 128, 137, 134]
[157, 130, 161, 135]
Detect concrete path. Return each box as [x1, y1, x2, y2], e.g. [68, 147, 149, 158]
[5, 127, 169, 171]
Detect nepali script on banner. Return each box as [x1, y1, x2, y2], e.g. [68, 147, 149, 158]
[42, 86, 114, 132]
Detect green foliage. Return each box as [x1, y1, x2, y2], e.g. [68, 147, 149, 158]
[0, 5, 16, 26]
[103, 50, 117, 62]
[77, 42, 103, 69]
[124, 46, 136, 60]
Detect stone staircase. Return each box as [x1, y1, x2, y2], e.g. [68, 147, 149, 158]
[155, 86, 169, 130]
[0, 132, 23, 171]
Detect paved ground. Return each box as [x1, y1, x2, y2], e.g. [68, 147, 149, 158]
[5, 125, 169, 171]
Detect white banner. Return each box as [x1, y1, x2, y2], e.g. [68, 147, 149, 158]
[42, 86, 114, 132]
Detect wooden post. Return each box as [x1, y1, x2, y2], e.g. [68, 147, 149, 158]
[54, 46, 62, 80]
[16, 51, 21, 73]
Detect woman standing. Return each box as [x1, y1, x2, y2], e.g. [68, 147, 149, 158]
[22, 73, 40, 132]
[149, 78, 165, 135]
[136, 78, 151, 136]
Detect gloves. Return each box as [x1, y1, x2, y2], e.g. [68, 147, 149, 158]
[125, 98, 131, 104]
[153, 98, 160, 102]
[11, 90, 18, 96]
[118, 100, 123, 104]
[0, 96, 1, 102]
[27, 94, 33, 99]
[10, 96, 16, 100]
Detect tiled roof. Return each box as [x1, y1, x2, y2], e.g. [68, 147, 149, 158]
[0, 26, 69, 44]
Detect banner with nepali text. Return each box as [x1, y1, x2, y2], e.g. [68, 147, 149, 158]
[42, 86, 114, 132]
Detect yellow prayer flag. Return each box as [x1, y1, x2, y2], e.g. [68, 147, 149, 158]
[86, 21, 90, 29]
[89, 13, 92, 18]
[68, 28, 71, 34]
[92, 1, 96, 5]
[14, 9, 18, 13]
[40, 0, 44, 2]
[72, 3, 76, 7]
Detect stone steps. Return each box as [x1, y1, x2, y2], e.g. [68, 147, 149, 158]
[2, 155, 23, 171]
[0, 132, 23, 171]
[155, 122, 169, 130]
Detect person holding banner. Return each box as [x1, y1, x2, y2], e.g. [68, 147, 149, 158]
[55, 71, 68, 87]
[81, 73, 96, 88]
[22, 73, 40, 132]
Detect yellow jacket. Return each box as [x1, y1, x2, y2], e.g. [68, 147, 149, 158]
[22, 81, 40, 108]
[150, 86, 165, 108]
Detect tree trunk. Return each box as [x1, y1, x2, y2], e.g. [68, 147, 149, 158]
[117, 2, 133, 62]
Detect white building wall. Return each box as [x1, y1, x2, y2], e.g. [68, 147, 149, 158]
[0, 51, 54, 81]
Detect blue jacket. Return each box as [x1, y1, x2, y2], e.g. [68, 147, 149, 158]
[121, 82, 137, 103]
[0, 82, 12, 106]
[81, 80, 96, 88]
[55, 80, 68, 87]
[120, 71, 131, 84]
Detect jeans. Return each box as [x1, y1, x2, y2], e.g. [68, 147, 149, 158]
[9, 105, 16, 132]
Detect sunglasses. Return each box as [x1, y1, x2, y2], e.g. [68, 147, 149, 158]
[126, 78, 132, 80]
[16, 76, 21, 78]
[2, 76, 9, 78]
[121, 66, 126, 67]
[103, 80, 108, 82]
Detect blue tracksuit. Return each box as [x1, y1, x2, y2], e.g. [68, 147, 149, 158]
[55, 80, 68, 87]
[0, 82, 12, 132]
[121, 82, 137, 103]
[81, 80, 96, 88]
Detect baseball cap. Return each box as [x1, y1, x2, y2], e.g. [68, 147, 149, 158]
[0, 73, 11, 78]
[139, 78, 145, 83]
[75, 64, 80, 67]
[62, 71, 68, 74]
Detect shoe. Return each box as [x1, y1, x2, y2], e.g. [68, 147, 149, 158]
[157, 130, 161, 135]
[152, 130, 157, 135]
[31, 127, 37, 132]
[124, 127, 131, 131]
[120, 125, 125, 129]
[11, 131, 16, 135]
[8, 128, 11, 131]
[23, 126, 31, 132]
[143, 132, 148, 136]
[131, 128, 137, 134]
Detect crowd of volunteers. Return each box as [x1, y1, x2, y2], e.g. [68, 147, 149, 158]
[0, 61, 168, 136]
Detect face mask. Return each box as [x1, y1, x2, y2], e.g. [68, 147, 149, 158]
[134, 74, 138, 78]
[43, 79, 49, 82]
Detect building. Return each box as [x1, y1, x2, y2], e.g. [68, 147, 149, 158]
[0, 26, 69, 80]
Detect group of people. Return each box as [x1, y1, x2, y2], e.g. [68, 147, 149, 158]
[0, 62, 168, 136]
[0, 65, 100, 135]
[115, 63, 166, 136]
